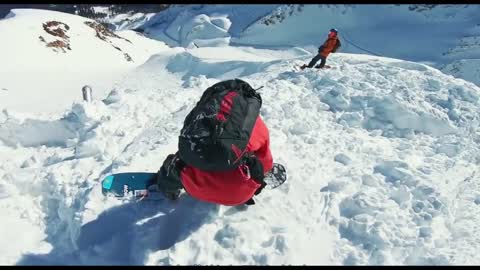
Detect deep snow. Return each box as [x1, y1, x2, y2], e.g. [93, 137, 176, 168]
[1, 7, 480, 266]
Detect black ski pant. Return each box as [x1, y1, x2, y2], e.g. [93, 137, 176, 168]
[307, 54, 326, 68]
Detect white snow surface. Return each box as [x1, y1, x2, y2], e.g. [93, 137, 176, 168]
[1, 8, 480, 266]
[0, 9, 169, 116]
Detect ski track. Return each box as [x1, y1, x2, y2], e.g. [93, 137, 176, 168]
[1, 49, 480, 265]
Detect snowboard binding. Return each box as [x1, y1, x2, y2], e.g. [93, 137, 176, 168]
[264, 163, 287, 189]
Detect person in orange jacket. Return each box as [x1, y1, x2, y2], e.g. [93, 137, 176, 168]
[300, 28, 341, 70]
[156, 116, 273, 206]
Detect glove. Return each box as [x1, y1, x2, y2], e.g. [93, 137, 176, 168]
[162, 152, 186, 173]
[318, 45, 324, 53]
[244, 153, 264, 183]
[244, 153, 266, 195]
[157, 152, 186, 200]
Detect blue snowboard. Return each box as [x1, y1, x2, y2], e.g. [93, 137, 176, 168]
[101, 163, 287, 200]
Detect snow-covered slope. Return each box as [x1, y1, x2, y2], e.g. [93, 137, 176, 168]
[105, 12, 157, 31]
[135, 4, 480, 86]
[1, 6, 480, 266]
[0, 9, 168, 115]
[5, 5, 478, 86]
[1, 37, 480, 265]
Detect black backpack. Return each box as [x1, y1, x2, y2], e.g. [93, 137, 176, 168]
[178, 79, 262, 171]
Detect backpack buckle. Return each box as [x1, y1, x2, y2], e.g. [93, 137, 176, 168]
[240, 164, 251, 179]
[213, 123, 224, 144]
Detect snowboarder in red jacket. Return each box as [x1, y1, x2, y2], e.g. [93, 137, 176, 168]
[156, 116, 273, 206]
[300, 28, 341, 70]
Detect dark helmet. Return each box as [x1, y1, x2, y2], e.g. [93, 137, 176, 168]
[329, 28, 338, 34]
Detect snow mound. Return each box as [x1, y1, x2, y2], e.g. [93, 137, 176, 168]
[164, 51, 280, 82]
[140, 5, 279, 47]
[140, 10, 232, 48]
[166, 13, 232, 48]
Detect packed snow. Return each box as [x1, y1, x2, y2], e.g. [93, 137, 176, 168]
[1, 7, 480, 266]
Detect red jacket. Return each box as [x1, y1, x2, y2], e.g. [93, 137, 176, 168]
[320, 36, 339, 57]
[180, 116, 273, 206]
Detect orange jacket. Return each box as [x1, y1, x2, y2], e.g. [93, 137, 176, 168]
[180, 116, 273, 206]
[319, 36, 339, 57]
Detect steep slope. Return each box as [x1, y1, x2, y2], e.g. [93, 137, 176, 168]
[237, 4, 480, 87]
[133, 4, 480, 86]
[0, 46, 479, 265]
[236, 5, 477, 60]
[4, 5, 479, 86]
[0, 9, 169, 115]
[440, 24, 480, 85]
